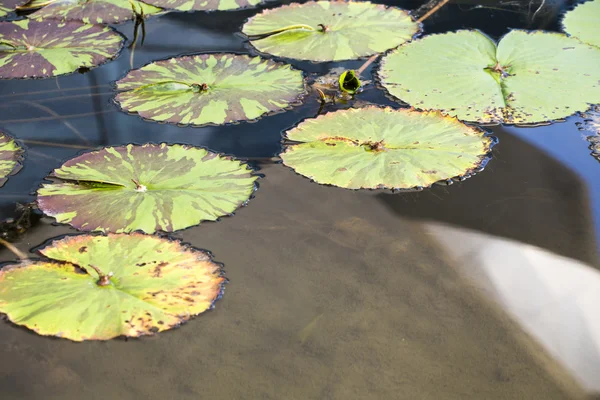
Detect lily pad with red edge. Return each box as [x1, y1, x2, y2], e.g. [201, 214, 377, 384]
[37, 143, 258, 234]
[0, 0, 29, 17]
[280, 107, 495, 190]
[114, 53, 306, 127]
[0, 233, 226, 341]
[141, 0, 262, 12]
[0, 131, 24, 187]
[30, 0, 163, 25]
[0, 19, 124, 79]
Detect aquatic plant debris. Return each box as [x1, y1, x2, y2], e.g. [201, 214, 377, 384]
[0, 131, 23, 187]
[242, 1, 420, 62]
[0, 0, 28, 17]
[0, 233, 225, 341]
[562, 0, 600, 48]
[0, 19, 124, 79]
[37, 143, 258, 233]
[280, 107, 494, 190]
[29, 0, 163, 25]
[114, 53, 305, 126]
[141, 0, 261, 12]
[378, 30, 600, 124]
[338, 70, 361, 95]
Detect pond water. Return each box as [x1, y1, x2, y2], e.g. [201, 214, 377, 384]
[1, 0, 600, 398]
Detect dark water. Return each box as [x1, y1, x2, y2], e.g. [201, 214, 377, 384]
[1, 0, 600, 398]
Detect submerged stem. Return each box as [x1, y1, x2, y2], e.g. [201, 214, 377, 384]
[0, 238, 28, 260]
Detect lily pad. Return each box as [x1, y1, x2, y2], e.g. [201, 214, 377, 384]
[114, 53, 305, 126]
[0, 0, 28, 17]
[563, 0, 600, 48]
[280, 106, 494, 190]
[242, 1, 420, 62]
[30, 0, 163, 25]
[141, 0, 261, 12]
[0, 19, 124, 79]
[37, 143, 258, 233]
[0, 131, 24, 187]
[0, 233, 225, 341]
[378, 30, 600, 124]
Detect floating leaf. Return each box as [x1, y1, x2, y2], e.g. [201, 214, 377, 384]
[242, 1, 420, 62]
[114, 53, 305, 126]
[338, 70, 360, 95]
[563, 0, 600, 48]
[0, 19, 124, 79]
[0, 131, 24, 187]
[30, 0, 163, 25]
[37, 143, 258, 233]
[378, 30, 600, 124]
[141, 0, 261, 12]
[0, 0, 28, 17]
[280, 106, 494, 190]
[0, 233, 225, 341]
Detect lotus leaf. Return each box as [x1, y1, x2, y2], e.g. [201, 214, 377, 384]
[141, 0, 261, 12]
[114, 53, 305, 126]
[280, 107, 494, 190]
[0, 0, 28, 17]
[563, 0, 600, 48]
[37, 143, 258, 233]
[0, 131, 23, 187]
[30, 0, 163, 25]
[378, 30, 600, 124]
[0, 233, 225, 341]
[242, 1, 420, 62]
[0, 19, 124, 79]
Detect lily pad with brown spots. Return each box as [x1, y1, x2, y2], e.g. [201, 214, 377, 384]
[0, 233, 225, 341]
[37, 143, 258, 233]
[0, 131, 24, 187]
[0, 19, 124, 79]
[0, 0, 29, 17]
[141, 0, 261, 12]
[114, 53, 306, 126]
[29, 0, 163, 25]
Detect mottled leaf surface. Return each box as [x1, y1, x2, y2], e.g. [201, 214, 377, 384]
[0, 233, 225, 341]
[0, 131, 23, 187]
[37, 143, 258, 233]
[0, 0, 28, 17]
[242, 1, 420, 62]
[379, 30, 600, 124]
[281, 107, 494, 190]
[30, 0, 163, 25]
[0, 19, 124, 79]
[142, 0, 261, 12]
[114, 53, 305, 126]
[563, 0, 600, 48]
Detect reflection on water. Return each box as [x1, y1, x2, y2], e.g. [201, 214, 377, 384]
[1, 0, 599, 399]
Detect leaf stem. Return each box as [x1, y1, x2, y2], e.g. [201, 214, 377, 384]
[417, 0, 451, 23]
[0, 238, 28, 260]
[87, 264, 113, 286]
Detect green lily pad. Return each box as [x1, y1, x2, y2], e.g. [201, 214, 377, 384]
[141, 0, 261, 12]
[0, 0, 28, 17]
[0, 131, 24, 187]
[30, 0, 163, 25]
[378, 30, 600, 124]
[37, 143, 258, 233]
[242, 1, 420, 62]
[280, 106, 494, 190]
[0, 233, 225, 341]
[114, 53, 305, 126]
[0, 19, 124, 79]
[563, 0, 600, 48]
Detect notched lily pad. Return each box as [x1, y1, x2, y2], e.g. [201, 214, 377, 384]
[0, 131, 24, 187]
[280, 106, 495, 190]
[141, 0, 262, 12]
[378, 29, 600, 124]
[29, 0, 163, 25]
[0, 0, 28, 17]
[37, 143, 258, 233]
[563, 0, 600, 48]
[242, 1, 420, 62]
[0, 233, 225, 341]
[0, 19, 124, 79]
[114, 53, 306, 126]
